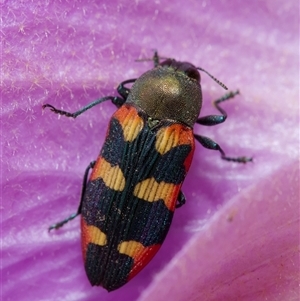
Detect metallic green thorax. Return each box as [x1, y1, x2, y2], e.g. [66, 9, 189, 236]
[127, 65, 202, 128]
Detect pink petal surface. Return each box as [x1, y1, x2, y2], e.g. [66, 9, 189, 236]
[139, 161, 299, 301]
[2, 1, 299, 301]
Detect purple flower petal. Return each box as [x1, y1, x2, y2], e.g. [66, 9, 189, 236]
[2, 1, 298, 301]
[138, 161, 299, 301]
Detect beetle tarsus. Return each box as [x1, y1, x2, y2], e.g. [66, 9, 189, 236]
[48, 213, 79, 231]
[176, 191, 186, 208]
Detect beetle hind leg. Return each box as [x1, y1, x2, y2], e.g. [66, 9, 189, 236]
[48, 161, 96, 231]
[48, 212, 79, 231]
[176, 190, 186, 208]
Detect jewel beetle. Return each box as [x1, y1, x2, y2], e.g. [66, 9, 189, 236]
[43, 51, 251, 291]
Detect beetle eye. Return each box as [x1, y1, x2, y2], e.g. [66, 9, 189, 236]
[160, 60, 201, 82]
[160, 59, 173, 67]
[185, 67, 200, 82]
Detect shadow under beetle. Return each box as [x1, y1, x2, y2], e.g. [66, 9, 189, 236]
[43, 51, 252, 291]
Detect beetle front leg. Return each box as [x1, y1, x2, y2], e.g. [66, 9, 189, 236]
[43, 79, 138, 117]
[196, 90, 240, 126]
[43, 96, 123, 118]
[48, 161, 96, 231]
[115, 79, 137, 101]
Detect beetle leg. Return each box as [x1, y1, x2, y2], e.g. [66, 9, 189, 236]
[196, 90, 239, 126]
[135, 50, 161, 67]
[116, 79, 137, 100]
[42, 79, 141, 117]
[43, 96, 118, 118]
[176, 190, 186, 208]
[194, 134, 252, 163]
[152, 50, 160, 67]
[48, 161, 96, 231]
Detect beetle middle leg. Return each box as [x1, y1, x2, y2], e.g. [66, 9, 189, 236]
[48, 161, 96, 231]
[194, 134, 251, 163]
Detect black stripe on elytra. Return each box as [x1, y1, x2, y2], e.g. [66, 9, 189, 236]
[82, 111, 193, 238]
[101, 114, 192, 185]
[82, 110, 193, 288]
[123, 198, 173, 246]
[85, 243, 132, 290]
[82, 177, 173, 246]
[101, 118, 125, 166]
[151, 144, 192, 183]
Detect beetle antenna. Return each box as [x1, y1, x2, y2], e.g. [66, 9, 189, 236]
[197, 67, 228, 90]
[135, 50, 168, 67]
[135, 58, 153, 62]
